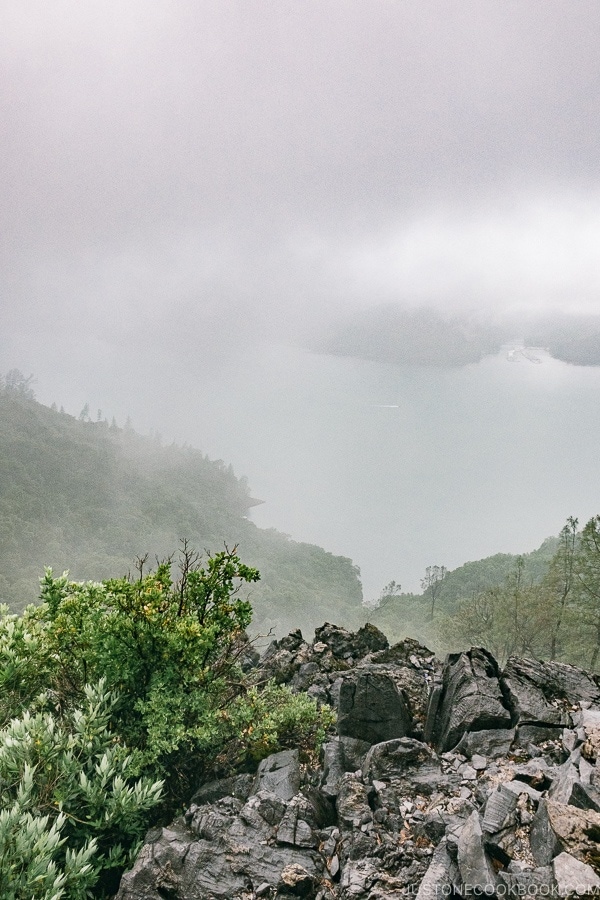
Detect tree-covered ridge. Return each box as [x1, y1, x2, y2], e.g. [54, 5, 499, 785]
[316, 305, 600, 368]
[425, 536, 558, 606]
[317, 306, 508, 367]
[0, 376, 362, 636]
[368, 536, 558, 647]
[369, 519, 600, 671]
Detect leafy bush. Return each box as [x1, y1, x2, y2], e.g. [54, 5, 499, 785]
[210, 681, 336, 771]
[0, 546, 337, 897]
[0, 804, 95, 900]
[34, 546, 261, 798]
[0, 681, 162, 898]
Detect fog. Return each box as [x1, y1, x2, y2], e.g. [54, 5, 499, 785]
[2, 1, 600, 597]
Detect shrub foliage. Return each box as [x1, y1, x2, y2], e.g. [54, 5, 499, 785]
[0, 546, 334, 898]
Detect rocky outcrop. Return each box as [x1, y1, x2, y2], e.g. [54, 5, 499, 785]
[425, 647, 512, 752]
[116, 627, 600, 900]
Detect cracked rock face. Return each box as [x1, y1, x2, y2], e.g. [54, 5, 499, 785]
[425, 647, 512, 752]
[115, 629, 600, 900]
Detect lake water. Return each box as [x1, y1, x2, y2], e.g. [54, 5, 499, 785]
[156, 343, 600, 601]
[38, 341, 600, 601]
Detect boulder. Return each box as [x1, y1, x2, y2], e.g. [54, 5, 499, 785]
[553, 852, 600, 898]
[313, 622, 389, 660]
[114, 629, 600, 900]
[336, 666, 413, 744]
[321, 739, 345, 799]
[548, 760, 584, 805]
[339, 735, 372, 771]
[530, 798, 564, 866]
[456, 810, 498, 894]
[190, 773, 254, 806]
[254, 749, 302, 801]
[498, 866, 554, 899]
[277, 798, 319, 849]
[368, 638, 439, 734]
[516, 723, 564, 746]
[336, 774, 372, 829]
[453, 727, 516, 759]
[425, 648, 512, 752]
[260, 630, 311, 683]
[502, 657, 600, 727]
[415, 839, 459, 900]
[539, 800, 600, 867]
[482, 783, 522, 834]
[277, 863, 317, 898]
[362, 738, 435, 782]
[243, 790, 287, 827]
[116, 809, 322, 900]
[570, 780, 600, 813]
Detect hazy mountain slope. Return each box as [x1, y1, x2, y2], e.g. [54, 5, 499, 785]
[317, 305, 600, 369]
[368, 536, 559, 648]
[433, 537, 558, 607]
[524, 312, 600, 366]
[0, 386, 362, 637]
[316, 306, 510, 367]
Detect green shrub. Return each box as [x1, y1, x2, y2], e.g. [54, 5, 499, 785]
[0, 680, 162, 898]
[0, 546, 337, 896]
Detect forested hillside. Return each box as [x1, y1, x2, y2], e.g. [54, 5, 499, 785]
[0, 373, 362, 637]
[368, 538, 557, 651]
[369, 519, 600, 671]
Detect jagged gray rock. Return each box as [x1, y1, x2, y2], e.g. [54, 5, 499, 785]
[254, 749, 302, 801]
[190, 772, 254, 806]
[482, 783, 523, 833]
[538, 800, 600, 866]
[116, 807, 323, 900]
[457, 810, 498, 894]
[321, 739, 345, 799]
[362, 738, 434, 782]
[502, 656, 600, 727]
[425, 648, 512, 752]
[530, 798, 564, 866]
[553, 852, 600, 898]
[454, 727, 516, 759]
[498, 866, 554, 899]
[570, 779, 600, 812]
[313, 622, 389, 660]
[277, 863, 316, 897]
[336, 774, 372, 829]
[415, 839, 459, 900]
[115, 625, 600, 900]
[339, 735, 372, 771]
[336, 667, 412, 744]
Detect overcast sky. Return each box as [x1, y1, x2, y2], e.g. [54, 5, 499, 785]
[3, 0, 600, 367]
[3, 1, 600, 593]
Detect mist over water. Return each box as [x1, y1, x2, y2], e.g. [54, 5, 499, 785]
[212, 346, 600, 600]
[5, 0, 600, 607]
[36, 344, 599, 603]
